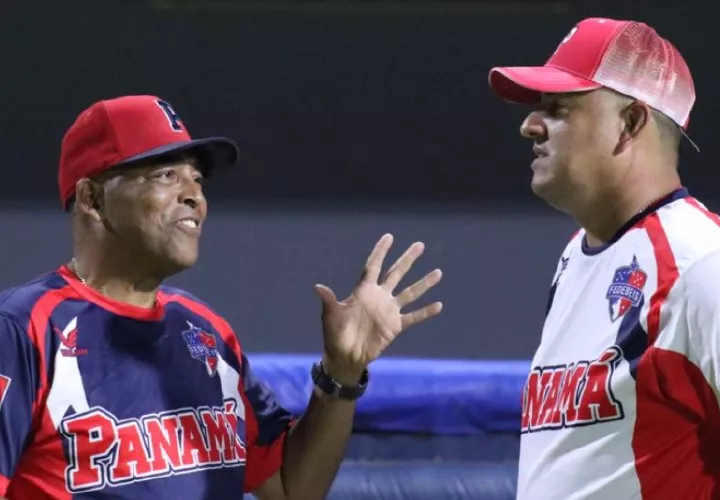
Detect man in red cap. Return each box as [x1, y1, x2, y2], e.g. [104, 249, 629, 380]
[0, 95, 443, 499]
[490, 18, 720, 499]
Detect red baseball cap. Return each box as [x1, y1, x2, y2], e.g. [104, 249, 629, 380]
[59, 95, 239, 209]
[489, 18, 696, 137]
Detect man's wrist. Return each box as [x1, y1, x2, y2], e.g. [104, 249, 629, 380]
[320, 356, 365, 387]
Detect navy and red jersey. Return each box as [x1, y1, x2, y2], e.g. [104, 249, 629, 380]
[0, 264, 295, 499]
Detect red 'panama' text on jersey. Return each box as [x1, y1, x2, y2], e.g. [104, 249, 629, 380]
[517, 189, 720, 500]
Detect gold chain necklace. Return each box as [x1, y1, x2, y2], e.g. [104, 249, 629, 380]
[70, 258, 89, 287]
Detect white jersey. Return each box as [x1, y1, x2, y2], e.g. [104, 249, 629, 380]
[518, 188, 720, 500]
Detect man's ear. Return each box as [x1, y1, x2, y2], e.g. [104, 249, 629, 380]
[616, 101, 650, 154]
[73, 178, 105, 221]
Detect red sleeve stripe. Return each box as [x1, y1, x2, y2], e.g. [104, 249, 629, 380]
[242, 435, 288, 493]
[633, 200, 720, 499]
[238, 388, 265, 491]
[640, 213, 680, 344]
[0, 473, 9, 496]
[26, 286, 76, 421]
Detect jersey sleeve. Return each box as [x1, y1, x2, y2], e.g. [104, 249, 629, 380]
[681, 249, 720, 399]
[0, 313, 38, 496]
[239, 352, 296, 493]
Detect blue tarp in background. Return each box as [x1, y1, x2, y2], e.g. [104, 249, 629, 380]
[246, 355, 527, 499]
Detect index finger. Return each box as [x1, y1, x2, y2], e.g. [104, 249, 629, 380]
[361, 233, 394, 283]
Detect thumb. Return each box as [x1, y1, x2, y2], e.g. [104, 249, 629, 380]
[314, 284, 338, 309]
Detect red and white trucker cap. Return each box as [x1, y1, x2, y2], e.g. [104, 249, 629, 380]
[489, 18, 697, 146]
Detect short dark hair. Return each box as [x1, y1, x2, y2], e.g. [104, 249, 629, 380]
[651, 108, 683, 151]
[607, 88, 682, 154]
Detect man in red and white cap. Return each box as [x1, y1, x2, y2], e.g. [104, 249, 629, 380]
[0, 95, 443, 499]
[490, 18, 720, 499]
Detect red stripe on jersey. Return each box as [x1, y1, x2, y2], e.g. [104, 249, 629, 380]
[641, 214, 679, 345]
[238, 389, 268, 493]
[7, 407, 71, 500]
[0, 375, 10, 410]
[0, 473, 9, 496]
[26, 286, 76, 419]
[8, 287, 76, 500]
[686, 197, 720, 227]
[632, 349, 720, 499]
[163, 294, 287, 492]
[633, 212, 720, 498]
[161, 295, 261, 443]
[58, 265, 165, 321]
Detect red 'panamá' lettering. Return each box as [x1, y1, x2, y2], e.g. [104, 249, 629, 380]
[521, 346, 625, 433]
[59, 399, 247, 493]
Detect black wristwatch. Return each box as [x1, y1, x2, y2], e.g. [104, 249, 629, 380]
[311, 361, 369, 400]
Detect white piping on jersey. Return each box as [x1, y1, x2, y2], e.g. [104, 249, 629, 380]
[44, 317, 246, 428]
[217, 355, 245, 421]
[47, 317, 91, 428]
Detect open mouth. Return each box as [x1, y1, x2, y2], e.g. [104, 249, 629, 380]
[178, 219, 199, 229]
[175, 218, 202, 235]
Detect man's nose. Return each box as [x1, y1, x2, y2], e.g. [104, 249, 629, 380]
[520, 110, 547, 141]
[178, 174, 205, 210]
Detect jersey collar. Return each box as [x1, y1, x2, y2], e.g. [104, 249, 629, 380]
[57, 264, 167, 321]
[581, 187, 689, 256]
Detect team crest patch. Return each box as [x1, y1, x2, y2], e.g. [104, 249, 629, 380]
[181, 322, 219, 376]
[606, 256, 647, 322]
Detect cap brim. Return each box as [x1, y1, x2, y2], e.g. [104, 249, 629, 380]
[114, 137, 239, 175]
[489, 66, 602, 104]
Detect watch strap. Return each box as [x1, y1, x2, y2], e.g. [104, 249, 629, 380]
[311, 361, 369, 400]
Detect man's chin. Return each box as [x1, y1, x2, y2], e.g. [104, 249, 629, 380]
[173, 253, 199, 271]
[530, 175, 553, 199]
[157, 249, 200, 279]
[530, 177, 569, 212]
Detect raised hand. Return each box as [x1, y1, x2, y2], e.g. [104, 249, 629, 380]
[314, 234, 443, 382]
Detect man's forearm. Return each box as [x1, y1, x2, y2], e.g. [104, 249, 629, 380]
[279, 361, 360, 500]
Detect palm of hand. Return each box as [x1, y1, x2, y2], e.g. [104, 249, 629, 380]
[315, 234, 443, 375]
[323, 282, 402, 366]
